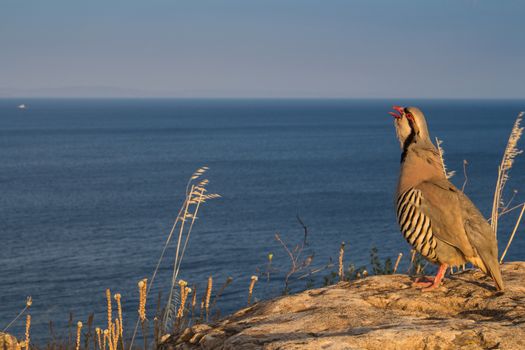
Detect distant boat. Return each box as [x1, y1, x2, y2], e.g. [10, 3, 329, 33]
[18, 104, 26, 109]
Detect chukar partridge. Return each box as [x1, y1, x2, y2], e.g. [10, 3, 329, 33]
[390, 106, 504, 291]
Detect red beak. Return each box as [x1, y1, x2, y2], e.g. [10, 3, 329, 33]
[389, 105, 405, 119]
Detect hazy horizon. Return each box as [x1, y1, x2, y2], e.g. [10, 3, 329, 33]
[2, 1, 525, 99]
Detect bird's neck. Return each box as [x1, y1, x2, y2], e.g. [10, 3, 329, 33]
[397, 143, 446, 195]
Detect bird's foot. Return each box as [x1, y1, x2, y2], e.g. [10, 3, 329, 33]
[421, 280, 444, 292]
[412, 279, 443, 291]
[412, 276, 433, 286]
[412, 280, 433, 288]
[412, 264, 448, 292]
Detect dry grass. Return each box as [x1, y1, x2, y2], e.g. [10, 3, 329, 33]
[3, 297, 32, 334]
[435, 137, 456, 179]
[492, 112, 524, 238]
[208, 276, 233, 320]
[137, 280, 147, 322]
[75, 322, 82, 350]
[175, 280, 188, 322]
[338, 242, 345, 282]
[24, 315, 30, 350]
[500, 203, 525, 263]
[247, 276, 258, 306]
[204, 276, 213, 322]
[126, 167, 219, 347]
[393, 253, 403, 274]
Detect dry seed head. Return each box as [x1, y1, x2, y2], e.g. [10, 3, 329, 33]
[502, 112, 524, 173]
[190, 167, 208, 180]
[338, 242, 345, 282]
[96, 328, 102, 350]
[114, 293, 123, 336]
[24, 314, 31, 350]
[75, 322, 82, 350]
[106, 328, 114, 350]
[176, 285, 190, 320]
[247, 276, 258, 306]
[105, 289, 112, 329]
[138, 278, 147, 321]
[26, 296, 32, 308]
[498, 113, 524, 205]
[435, 137, 456, 179]
[205, 276, 213, 314]
[191, 287, 197, 308]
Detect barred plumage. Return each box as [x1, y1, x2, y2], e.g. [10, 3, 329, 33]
[396, 188, 438, 262]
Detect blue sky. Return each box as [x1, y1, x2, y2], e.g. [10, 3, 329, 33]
[1, 0, 524, 98]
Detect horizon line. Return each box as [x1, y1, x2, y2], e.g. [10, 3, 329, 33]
[1, 96, 525, 101]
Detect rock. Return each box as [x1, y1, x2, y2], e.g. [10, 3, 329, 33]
[171, 262, 525, 349]
[176, 328, 193, 343]
[0, 333, 19, 350]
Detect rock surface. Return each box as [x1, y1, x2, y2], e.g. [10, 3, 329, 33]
[168, 262, 525, 350]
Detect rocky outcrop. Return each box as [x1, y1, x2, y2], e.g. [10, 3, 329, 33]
[166, 262, 525, 350]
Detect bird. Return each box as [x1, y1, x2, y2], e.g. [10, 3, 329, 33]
[390, 105, 504, 291]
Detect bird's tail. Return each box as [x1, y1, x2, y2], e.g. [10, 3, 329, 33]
[471, 254, 504, 291]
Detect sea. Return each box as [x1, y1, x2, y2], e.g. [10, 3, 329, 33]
[1, 99, 524, 343]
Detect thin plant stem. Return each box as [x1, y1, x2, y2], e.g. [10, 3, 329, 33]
[129, 199, 186, 350]
[338, 242, 345, 282]
[500, 203, 525, 263]
[141, 321, 147, 350]
[461, 160, 468, 192]
[489, 201, 525, 222]
[393, 253, 403, 274]
[2, 296, 31, 332]
[129, 168, 217, 349]
[163, 185, 195, 330]
[173, 187, 205, 286]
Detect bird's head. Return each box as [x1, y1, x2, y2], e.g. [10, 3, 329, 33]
[390, 105, 431, 149]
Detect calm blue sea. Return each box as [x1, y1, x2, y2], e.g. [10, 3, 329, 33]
[1, 99, 524, 342]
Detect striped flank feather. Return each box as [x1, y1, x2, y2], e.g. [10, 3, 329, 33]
[396, 188, 438, 262]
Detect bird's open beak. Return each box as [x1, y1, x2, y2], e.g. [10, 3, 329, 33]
[389, 105, 405, 120]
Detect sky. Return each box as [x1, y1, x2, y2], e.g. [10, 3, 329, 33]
[1, 0, 524, 98]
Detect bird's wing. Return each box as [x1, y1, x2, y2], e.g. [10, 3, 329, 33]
[415, 179, 504, 290]
[455, 189, 504, 290]
[414, 179, 476, 258]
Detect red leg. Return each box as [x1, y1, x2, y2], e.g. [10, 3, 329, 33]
[412, 264, 448, 291]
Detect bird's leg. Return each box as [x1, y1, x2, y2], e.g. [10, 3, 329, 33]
[414, 264, 448, 292]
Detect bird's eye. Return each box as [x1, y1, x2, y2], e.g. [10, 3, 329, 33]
[406, 112, 414, 121]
